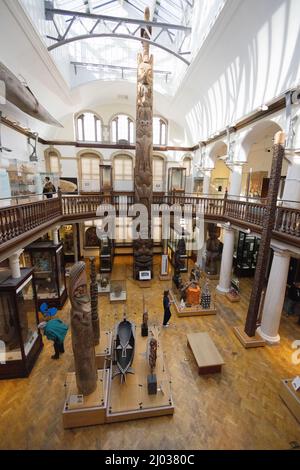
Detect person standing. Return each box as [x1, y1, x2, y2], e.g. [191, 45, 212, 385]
[43, 176, 56, 199]
[162, 290, 172, 327]
[38, 318, 68, 359]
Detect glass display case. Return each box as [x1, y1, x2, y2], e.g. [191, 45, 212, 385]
[26, 242, 67, 308]
[100, 165, 113, 192]
[7, 159, 40, 196]
[99, 236, 114, 272]
[234, 231, 260, 277]
[0, 268, 43, 379]
[60, 224, 75, 262]
[110, 280, 127, 302]
[168, 167, 186, 193]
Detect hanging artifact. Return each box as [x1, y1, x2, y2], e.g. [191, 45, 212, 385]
[133, 7, 154, 279]
[0, 62, 62, 127]
[69, 262, 97, 396]
[113, 316, 135, 383]
[89, 257, 100, 346]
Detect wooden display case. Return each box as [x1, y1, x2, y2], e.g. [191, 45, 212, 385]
[99, 236, 114, 273]
[26, 241, 67, 309]
[0, 268, 43, 379]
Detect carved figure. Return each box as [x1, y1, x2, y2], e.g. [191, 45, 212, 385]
[147, 335, 158, 375]
[69, 262, 97, 396]
[133, 238, 153, 279]
[205, 224, 222, 275]
[90, 257, 100, 345]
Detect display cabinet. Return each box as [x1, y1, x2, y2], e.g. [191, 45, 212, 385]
[26, 241, 67, 308]
[99, 236, 114, 272]
[0, 268, 43, 379]
[60, 224, 75, 262]
[234, 231, 260, 277]
[168, 167, 186, 193]
[100, 165, 113, 192]
[167, 228, 188, 273]
[7, 159, 39, 196]
[110, 280, 126, 302]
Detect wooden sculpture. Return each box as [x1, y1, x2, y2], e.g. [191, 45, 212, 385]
[69, 262, 97, 396]
[141, 296, 149, 336]
[89, 257, 100, 346]
[147, 333, 158, 395]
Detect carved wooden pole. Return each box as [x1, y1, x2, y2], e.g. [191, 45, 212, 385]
[244, 131, 285, 336]
[134, 6, 153, 220]
[69, 261, 97, 396]
[90, 256, 100, 345]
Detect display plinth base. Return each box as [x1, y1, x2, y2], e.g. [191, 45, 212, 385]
[98, 284, 110, 296]
[233, 326, 265, 348]
[205, 273, 219, 280]
[280, 379, 300, 423]
[159, 274, 172, 281]
[107, 330, 174, 423]
[138, 280, 152, 288]
[62, 369, 109, 429]
[170, 290, 217, 317]
[95, 330, 112, 369]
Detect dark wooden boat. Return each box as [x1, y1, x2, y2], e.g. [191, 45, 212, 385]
[0, 62, 62, 127]
[113, 318, 135, 381]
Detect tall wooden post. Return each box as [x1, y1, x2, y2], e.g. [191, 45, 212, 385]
[90, 256, 100, 345]
[133, 7, 154, 280]
[244, 131, 286, 337]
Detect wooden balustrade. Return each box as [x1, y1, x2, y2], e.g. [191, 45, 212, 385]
[0, 198, 61, 246]
[0, 193, 299, 252]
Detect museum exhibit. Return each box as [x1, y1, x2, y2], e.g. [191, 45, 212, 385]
[0, 0, 300, 453]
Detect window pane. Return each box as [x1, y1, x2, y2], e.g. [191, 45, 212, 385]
[153, 117, 160, 145]
[112, 120, 117, 143]
[77, 116, 84, 141]
[84, 113, 96, 141]
[50, 155, 59, 173]
[161, 122, 166, 145]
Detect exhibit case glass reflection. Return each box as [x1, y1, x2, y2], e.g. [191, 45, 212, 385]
[100, 164, 113, 192]
[0, 268, 43, 379]
[168, 167, 186, 193]
[26, 241, 67, 308]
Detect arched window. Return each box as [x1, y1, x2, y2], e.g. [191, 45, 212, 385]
[76, 111, 102, 142]
[45, 148, 61, 175]
[153, 116, 168, 145]
[113, 155, 133, 181]
[79, 152, 101, 191]
[111, 114, 134, 144]
[153, 155, 165, 191]
[182, 155, 192, 176]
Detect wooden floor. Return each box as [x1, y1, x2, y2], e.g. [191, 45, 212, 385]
[1, 256, 300, 450]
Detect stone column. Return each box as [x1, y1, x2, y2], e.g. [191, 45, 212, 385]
[228, 164, 243, 198]
[203, 170, 212, 195]
[257, 249, 290, 344]
[9, 249, 24, 279]
[73, 224, 79, 263]
[282, 154, 300, 207]
[216, 224, 235, 293]
[52, 226, 60, 245]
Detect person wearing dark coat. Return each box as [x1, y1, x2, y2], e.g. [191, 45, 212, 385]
[163, 290, 172, 327]
[38, 318, 68, 359]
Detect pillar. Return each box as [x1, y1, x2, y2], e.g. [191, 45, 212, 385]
[216, 224, 235, 293]
[203, 170, 212, 195]
[257, 249, 290, 344]
[281, 154, 300, 207]
[52, 226, 60, 245]
[9, 249, 24, 279]
[73, 224, 79, 263]
[228, 164, 243, 197]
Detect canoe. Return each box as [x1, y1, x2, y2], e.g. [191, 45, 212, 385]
[114, 319, 135, 380]
[0, 62, 62, 127]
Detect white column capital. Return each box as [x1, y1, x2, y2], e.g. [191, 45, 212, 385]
[9, 249, 24, 279]
[271, 247, 291, 258]
[221, 222, 234, 233]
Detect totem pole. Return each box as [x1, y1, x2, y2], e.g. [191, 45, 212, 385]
[147, 333, 158, 395]
[69, 262, 97, 396]
[133, 7, 154, 279]
[90, 256, 100, 345]
[244, 131, 286, 337]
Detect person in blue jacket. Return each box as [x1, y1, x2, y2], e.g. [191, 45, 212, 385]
[38, 318, 69, 360]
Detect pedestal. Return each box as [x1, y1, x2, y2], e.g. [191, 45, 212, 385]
[233, 326, 265, 348]
[147, 374, 157, 395]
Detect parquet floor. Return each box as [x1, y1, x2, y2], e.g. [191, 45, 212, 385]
[0, 256, 300, 450]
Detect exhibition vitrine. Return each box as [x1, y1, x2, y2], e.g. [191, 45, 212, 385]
[0, 268, 43, 379]
[26, 241, 67, 308]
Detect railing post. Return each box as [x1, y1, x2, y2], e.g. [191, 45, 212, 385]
[57, 188, 63, 216]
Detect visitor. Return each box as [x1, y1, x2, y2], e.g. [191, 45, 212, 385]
[38, 318, 69, 360]
[162, 290, 172, 327]
[43, 176, 56, 199]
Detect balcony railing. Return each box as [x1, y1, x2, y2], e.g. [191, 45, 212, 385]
[0, 192, 299, 252]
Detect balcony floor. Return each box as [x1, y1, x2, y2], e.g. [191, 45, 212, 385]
[0, 256, 300, 450]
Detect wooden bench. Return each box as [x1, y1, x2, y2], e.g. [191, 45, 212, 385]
[187, 332, 224, 374]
